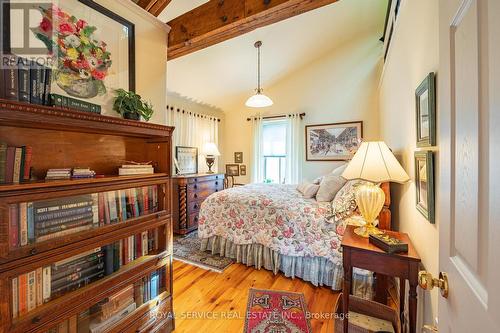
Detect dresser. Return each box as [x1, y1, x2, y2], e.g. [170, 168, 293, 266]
[172, 173, 225, 234]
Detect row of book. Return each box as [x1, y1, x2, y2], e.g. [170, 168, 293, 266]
[0, 143, 32, 184]
[45, 267, 166, 333]
[12, 234, 161, 318]
[45, 167, 96, 180]
[0, 56, 101, 113]
[10, 186, 159, 247]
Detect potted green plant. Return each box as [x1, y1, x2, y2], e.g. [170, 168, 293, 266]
[113, 89, 154, 121]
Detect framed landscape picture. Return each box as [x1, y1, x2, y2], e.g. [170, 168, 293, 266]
[225, 164, 240, 177]
[305, 121, 363, 161]
[175, 146, 198, 174]
[415, 151, 435, 223]
[416, 72, 436, 147]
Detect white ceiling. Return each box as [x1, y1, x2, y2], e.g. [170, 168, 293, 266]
[166, 0, 388, 112]
[157, 0, 209, 22]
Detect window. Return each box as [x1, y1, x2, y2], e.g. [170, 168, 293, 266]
[262, 120, 287, 183]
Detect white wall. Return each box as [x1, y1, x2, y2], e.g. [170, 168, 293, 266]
[95, 0, 169, 126]
[379, 0, 439, 327]
[223, 33, 382, 184]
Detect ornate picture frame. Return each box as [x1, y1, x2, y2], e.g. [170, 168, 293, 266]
[415, 151, 435, 223]
[305, 121, 363, 161]
[225, 164, 240, 177]
[416, 72, 436, 147]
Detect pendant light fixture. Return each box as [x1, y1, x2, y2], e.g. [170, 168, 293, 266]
[246, 41, 273, 108]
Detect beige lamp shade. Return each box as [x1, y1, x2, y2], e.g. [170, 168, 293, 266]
[342, 141, 410, 184]
[202, 142, 221, 156]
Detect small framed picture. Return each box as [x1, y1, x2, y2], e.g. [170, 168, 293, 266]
[240, 165, 247, 176]
[234, 152, 243, 163]
[175, 146, 198, 174]
[305, 121, 363, 161]
[415, 151, 435, 223]
[416, 72, 436, 147]
[225, 164, 240, 177]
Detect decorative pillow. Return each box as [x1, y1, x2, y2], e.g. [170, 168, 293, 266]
[312, 176, 323, 185]
[297, 181, 320, 199]
[330, 180, 362, 222]
[331, 163, 348, 176]
[316, 174, 347, 202]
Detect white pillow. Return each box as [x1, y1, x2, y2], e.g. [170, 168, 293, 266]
[297, 181, 320, 199]
[316, 174, 347, 202]
[331, 163, 348, 176]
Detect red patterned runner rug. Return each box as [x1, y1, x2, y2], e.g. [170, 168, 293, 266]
[244, 288, 313, 333]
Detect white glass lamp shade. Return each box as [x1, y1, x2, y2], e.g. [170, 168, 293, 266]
[342, 141, 410, 184]
[202, 142, 220, 156]
[245, 92, 273, 108]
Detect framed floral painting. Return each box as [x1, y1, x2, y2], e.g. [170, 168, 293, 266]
[31, 0, 135, 107]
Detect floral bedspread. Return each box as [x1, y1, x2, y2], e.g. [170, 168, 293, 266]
[198, 184, 346, 264]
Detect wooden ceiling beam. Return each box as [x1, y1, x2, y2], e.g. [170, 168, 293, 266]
[167, 0, 339, 60]
[136, 0, 173, 16]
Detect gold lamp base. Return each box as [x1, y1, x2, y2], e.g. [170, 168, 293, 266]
[353, 183, 386, 238]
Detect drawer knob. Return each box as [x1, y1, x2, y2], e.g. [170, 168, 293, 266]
[30, 248, 37, 255]
[194, 204, 198, 209]
[194, 184, 197, 189]
[194, 194, 198, 198]
[32, 316, 41, 324]
[194, 178, 198, 182]
[215, 181, 218, 185]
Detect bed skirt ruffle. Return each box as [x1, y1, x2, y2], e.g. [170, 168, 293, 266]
[200, 235, 374, 299]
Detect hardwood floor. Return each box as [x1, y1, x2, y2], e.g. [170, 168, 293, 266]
[172, 260, 340, 332]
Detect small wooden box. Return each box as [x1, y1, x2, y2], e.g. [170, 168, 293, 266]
[334, 294, 400, 333]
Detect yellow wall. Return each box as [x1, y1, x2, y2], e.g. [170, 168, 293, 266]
[379, 0, 439, 327]
[95, 0, 169, 125]
[223, 33, 382, 184]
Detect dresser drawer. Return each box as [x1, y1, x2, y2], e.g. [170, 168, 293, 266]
[187, 199, 204, 214]
[188, 179, 223, 192]
[187, 186, 222, 201]
[187, 174, 224, 184]
[188, 212, 199, 229]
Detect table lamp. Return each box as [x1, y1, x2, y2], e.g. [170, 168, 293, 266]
[202, 142, 220, 174]
[342, 141, 410, 237]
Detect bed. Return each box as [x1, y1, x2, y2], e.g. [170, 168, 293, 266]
[197, 182, 391, 299]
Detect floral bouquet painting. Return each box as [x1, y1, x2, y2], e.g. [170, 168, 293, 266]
[32, 5, 112, 99]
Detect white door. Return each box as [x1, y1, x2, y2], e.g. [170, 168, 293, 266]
[438, 0, 500, 332]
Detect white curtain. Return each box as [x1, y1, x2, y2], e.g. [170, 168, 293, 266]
[251, 117, 264, 183]
[167, 108, 219, 173]
[285, 114, 303, 184]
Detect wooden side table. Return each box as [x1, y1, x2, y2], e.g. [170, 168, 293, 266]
[341, 226, 421, 333]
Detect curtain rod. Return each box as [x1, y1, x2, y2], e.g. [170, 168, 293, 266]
[246, 113, 305, 121]
[167, 105, 221, 122]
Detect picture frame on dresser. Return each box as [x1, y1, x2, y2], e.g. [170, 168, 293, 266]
[415, 72, 436, 147]
[415, 151, 435, 223]
[175, 146, 198, 175]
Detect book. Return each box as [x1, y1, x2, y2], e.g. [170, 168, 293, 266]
[50, 94, 101, 114]
[118, 168, 154, 176]
[19, 202, 28, 246]
[121, 164, 153, 169]
[51, 254, 104, 281]
[23, 146, 32, 181]
[18, 273, 27, 315]
[9, 204, 18, 247]
[69, 315, 78, 333]
[27, 202, 34, 243]
[0, 142, 7, 182]
[51, 269, 105, 298]
[4, 55, 19, 101]
[12, 277, 18, 318]
[42, 266, 51, 302]
[35, 224, 93, 242]
[34, 196, 93, 215]
[106, 191, 118, 223]
[91, 193, 99, 226]
[369, 233, 408, 254]
[43, 67, 52, 105]
[36, 268, 43, 306]
[13, 147, 22, 183]
[51, 263, 105, 291]
[53, 248, 102, 268]
[27, 270, 36, 311]
[35, 215, 93, 237]
[35, 205, 93, 224]
[5, 146, 15, 183]
[104, 245, 114, 276]
[18, 58, 30, 102]
[30, 61, 44, 105]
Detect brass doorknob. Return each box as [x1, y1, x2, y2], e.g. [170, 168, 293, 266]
[418, 271, 449, 298]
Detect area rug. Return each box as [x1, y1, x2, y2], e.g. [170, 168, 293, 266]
[173, 231, 234, 273]
[244, 288, 312, 333]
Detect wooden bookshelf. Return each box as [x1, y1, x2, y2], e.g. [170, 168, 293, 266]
[0, 99, 175, 333]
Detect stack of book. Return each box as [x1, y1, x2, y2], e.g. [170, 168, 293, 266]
[72, 167, 96, 179]
[11, 247, 105, 318]
[87, 285, 136, 333]
[118, 164, 154, 176]
[0, 56, 51, 105]
[10, 186, 159, 247]
[45, 168, 72, 180]
[135, 267, 166, 307]
[0, 143, 32, 184]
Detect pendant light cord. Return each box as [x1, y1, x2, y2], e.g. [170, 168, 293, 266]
[255, 41, 262, 94]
